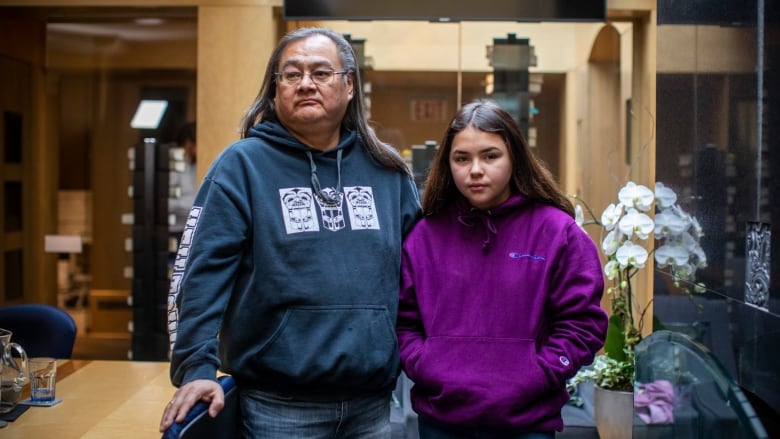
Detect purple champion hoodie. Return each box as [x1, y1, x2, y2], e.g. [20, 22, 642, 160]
[397, 194, 608, 431]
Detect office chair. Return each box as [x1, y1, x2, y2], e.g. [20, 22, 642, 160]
[0, 303, 77, 358]
[162, 375, 239, 439]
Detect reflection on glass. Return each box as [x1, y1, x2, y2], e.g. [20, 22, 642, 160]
[636, 330, 768, 437]
[656, 0, 779, 427]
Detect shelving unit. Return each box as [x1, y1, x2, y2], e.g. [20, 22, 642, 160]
[128, 138, 172, 360]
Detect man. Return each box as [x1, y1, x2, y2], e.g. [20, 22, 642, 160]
[159, 27, 421, 438]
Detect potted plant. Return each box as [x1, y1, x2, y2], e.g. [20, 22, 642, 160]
[568, 181, 707, 438]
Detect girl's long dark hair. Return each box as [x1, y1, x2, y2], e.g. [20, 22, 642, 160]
[422, 99, 573, 217]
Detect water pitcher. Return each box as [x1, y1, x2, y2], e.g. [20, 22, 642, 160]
[0, 328, 29, 413]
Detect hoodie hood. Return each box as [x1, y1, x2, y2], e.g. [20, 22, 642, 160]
[456, 193, 529, 251]
[248, 120, 357, 203]
[247, 120, 357, 154]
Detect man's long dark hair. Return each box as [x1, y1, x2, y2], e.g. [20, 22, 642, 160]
[238, 27, 409, 175]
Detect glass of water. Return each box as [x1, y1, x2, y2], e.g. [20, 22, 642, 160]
[29, 357, 57, 402]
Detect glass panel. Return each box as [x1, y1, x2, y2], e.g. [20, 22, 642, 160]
[732, 300, 780, 413]
[656, 0, 780, 428]
[327, 20, 572, 189]
[636, 330, 769, 438]
[656, 67, 759, 301]
[656, 20, 759, 291]
[47, 8, 196, 287]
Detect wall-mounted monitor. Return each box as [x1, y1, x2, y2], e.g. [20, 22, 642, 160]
[284, 0, 606, 22]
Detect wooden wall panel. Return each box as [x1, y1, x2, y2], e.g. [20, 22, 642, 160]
[0, 11, 54, 306]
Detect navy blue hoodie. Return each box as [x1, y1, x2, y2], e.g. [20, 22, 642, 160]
[168, 120, 421, 399]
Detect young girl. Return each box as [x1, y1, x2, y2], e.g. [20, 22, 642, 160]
[397, 100, 608, 438]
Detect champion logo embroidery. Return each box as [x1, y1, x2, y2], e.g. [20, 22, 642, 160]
[508, 252, 545, 261]
[559, 356, 570, 366]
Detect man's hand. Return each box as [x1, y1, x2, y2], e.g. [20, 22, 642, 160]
[159, 379, 225, 432]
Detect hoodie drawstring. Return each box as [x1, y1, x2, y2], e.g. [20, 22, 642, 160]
[306, 149, 342, 204]
[457, 208, 498, 251]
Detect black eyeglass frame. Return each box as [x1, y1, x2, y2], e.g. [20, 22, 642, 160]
[273, 70, 350, 86]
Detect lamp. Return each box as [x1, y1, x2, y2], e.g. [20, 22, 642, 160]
[130, 99, 168, 129]
[45, 235, 85, 308]
[45, 235, 83, 254]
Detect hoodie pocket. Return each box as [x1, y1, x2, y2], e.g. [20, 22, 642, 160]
[413, 336, 552, 419]
[255, 305, 398, 390]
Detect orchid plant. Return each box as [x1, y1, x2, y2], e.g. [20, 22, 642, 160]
[569, 181, 707, 392]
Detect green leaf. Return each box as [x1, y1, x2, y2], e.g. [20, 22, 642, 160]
[604, 314, 626, 361]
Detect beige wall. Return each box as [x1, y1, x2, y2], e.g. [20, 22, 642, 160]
[196, 5, 277, 181]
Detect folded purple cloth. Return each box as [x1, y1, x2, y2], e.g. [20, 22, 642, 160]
[635, 379, 675, 424]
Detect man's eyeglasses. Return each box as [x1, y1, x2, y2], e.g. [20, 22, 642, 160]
[274, 70, 349, 86]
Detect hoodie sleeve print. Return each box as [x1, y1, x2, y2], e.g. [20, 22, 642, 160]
[169, 176, 250, 387]
[537, 222, 608, 390]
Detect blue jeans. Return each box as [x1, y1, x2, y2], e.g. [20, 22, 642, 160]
[239, 389, 391, 439]
[418, 415, 555, 439]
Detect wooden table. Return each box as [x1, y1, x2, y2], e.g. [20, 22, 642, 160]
[4, 360, 174, 439]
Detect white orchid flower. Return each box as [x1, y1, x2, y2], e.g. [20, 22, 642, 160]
[670, 205, 693, 224]
[618, 182, 654, 212]
[618, 208, 654, 240]
[603, 260, 620, 280]
[691, 244, 708, 268]
[671, 263, 693, 281]
[689, 216, 704, 240]
[600, 203, 623, 231]
[654, 210, 688, 237]
[578, 180, 707, 295]
[616, 241, 648, 269]
[601, 229, 622, 256]
[675, 233, 708, 269]
[654, 243, 690, 267]
[679, 231, 697, 248]
[654, 182, 677, 210]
